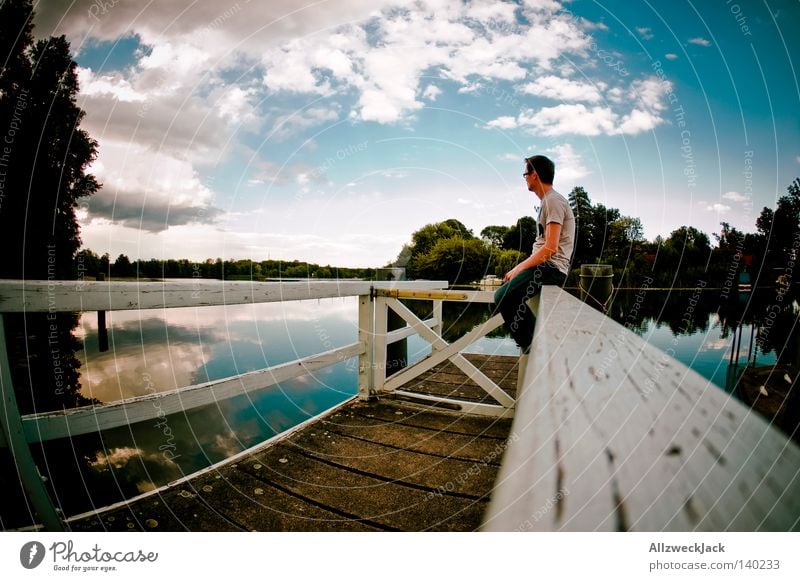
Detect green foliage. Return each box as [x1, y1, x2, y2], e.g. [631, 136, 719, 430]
[501, 216, 537, 253]
[757, 178, 800, 271]
[494, 249, 526, 278]
[480, 225, 510, 248]
[411, 237, 492, 284]
[405, 219, 490, 283]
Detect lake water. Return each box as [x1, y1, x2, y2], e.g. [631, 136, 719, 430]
[2, 287, 797, 526]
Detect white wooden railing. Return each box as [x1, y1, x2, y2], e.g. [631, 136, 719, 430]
[484, 287, 800, 532]
[368, 288, 515, 417]
[1, 278, 453, 530]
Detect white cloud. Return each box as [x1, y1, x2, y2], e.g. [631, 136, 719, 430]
[486, 116, 519, 130]
[665, 53, 679, 60]
[546, 144, 589, 182]
[688, 37, 712, 47]
[214, 86, 261, 127]
[518, 104, 617, 136]
[465, 0, 518, 23]
[256, 1, 592, 123]
[270, 105, 341, 141]
[519, 75, 604, 102]
[422, 85, 443, 101]
[488, 74, 672, 136]
[723, 191, 749, 202]
[77, 67, 146, 102]
[636, 27, 654, 40]
[704, 203, 731, 214]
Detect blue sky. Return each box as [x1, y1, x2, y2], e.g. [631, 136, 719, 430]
[33, 0, 800, 267]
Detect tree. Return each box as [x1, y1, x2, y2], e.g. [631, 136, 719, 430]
[656, 226, 712, 286]
[568, 186, 594, 265]
[480, 225, 510, 248]
[494, 249, 525, 277]
[757, 178, 800, 271]
[406, 219, 477, 278]
[0, 0, 99, 413]
[411, 237, 491, 284]
[112, 254, 134, 278]
[502, 216, 536, 254]
[0, 30, 99, 278]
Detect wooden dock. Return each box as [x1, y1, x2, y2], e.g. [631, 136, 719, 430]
[5, 280, 800, 532]
[68, 354, 519, 532]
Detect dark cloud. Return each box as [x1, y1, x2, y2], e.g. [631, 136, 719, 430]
[86, 187, 223, 233]
[33, 0, 391, 48]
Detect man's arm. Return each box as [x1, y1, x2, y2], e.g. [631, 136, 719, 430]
[503, 221, 562, 282]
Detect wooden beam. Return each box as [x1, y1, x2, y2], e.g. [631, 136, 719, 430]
[386, 317, 437, 344]
[373, 289, 468, 300]
[0, 280, 447, 313]
[18, 342, 363, 443]
[357, 295, 373, 401]
[391, 391, 514, 418]
[484, 286, 800, 532]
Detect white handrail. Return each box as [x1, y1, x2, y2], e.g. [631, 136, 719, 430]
[0, 280, 444, 313]
[484, 286, 800, 531]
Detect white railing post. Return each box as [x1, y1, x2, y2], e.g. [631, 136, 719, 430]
[0, 316, 65, 531]
[432, 299, 443, 338]
[373, 296, 389, 392]
[357, 294, 374, 401]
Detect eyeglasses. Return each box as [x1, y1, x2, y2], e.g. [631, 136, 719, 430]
[523, 171, 535, 178]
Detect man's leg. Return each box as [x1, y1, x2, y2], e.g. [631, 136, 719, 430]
[493, 265, 567, 350]
[493, 267, 543, 350]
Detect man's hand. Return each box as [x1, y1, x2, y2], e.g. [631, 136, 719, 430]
[503, 265, 523, 282]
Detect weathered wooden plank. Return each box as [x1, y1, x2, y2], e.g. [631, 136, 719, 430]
[240, 443, 487, 531]
[350, 400, 512, 439]
[63, 368, 514, 531]
[199, 465, 380, 532]
[0, 280, 446, 313]
[285, 423, 499, 497]
[390, 391, 514, 418]
[484, 287, 800, 532]
[320, 409, 509, 464]
[19, 342, 363, 443]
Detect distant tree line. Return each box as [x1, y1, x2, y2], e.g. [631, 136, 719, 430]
[74, 250, 376, 281]
[390, 179, 800, 288]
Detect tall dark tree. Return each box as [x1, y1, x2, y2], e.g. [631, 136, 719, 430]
[568, 186, 594, 265]
[0, 0, 99, 413]
[501, 216, 536, 254]
[757, 178, 800, 272]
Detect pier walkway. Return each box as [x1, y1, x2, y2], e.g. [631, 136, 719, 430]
[68, 354, 519, 532]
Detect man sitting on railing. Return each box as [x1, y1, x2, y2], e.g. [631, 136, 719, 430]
[493, 155, 575, 353]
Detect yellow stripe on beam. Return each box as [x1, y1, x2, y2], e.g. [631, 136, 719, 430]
[374, 289, 469, 300]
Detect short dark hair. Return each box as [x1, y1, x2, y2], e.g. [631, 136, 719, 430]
[525, 155, 555, 184]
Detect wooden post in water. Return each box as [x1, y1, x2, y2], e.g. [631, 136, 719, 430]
[96, 272, 108, 352]
[375, 269, 407, 377]
[579, 264, 614, 312]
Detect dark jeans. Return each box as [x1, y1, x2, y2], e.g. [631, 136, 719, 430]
[493, 264, 566, 350]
